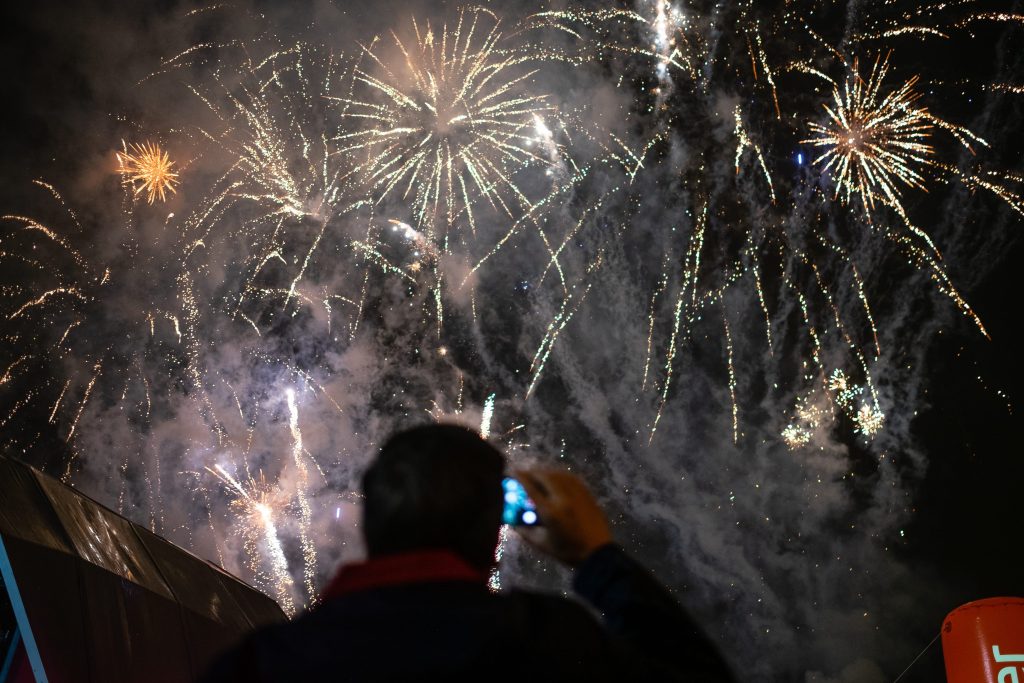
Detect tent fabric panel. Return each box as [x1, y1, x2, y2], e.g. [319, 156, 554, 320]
[4, 643, 35, 683]
[133, 526, 255, 631]
[0, 460, 72, 554]
[0, 457, 286, 682]
[1, 535, 90, 683]
[218, 571, 289, 629]
[31, 473, 173, 599]
[76, 561, 192, 683]
[178, 610, 256, 678]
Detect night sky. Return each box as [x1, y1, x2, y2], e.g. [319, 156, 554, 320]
[0, 1, 1021, 680]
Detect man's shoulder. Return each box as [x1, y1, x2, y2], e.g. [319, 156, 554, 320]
[497, 586, 608, 637]
[323, 580, 603, 632]
[203, 584, 613, 681]
[242, 584, 603, 650]
[501, 586, 593, 614]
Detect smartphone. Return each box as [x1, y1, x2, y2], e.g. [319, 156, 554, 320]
[502, 477, 539, 526]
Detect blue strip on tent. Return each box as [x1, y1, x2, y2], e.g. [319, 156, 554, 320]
[0, 536, 48, 683]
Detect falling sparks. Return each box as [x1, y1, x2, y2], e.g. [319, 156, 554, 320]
[117, 141, 180, 204]
[488, 524, 509, 592]
[722, 308, 738, 444]
[828, 369, 863, 410]
[797, 52, 1013, 337]
[480, 392, 496, 438]
[734, 106, 777, 203]
[800, 53, 1010, 255]
[992, 83, 1024, 95]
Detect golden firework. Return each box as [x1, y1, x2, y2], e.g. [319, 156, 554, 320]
[802, 55, 934, 214]
[336, 8, 555, 240]
[117, 141, 179, 204]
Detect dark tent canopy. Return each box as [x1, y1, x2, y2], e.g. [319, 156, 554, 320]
[0, 456, 285, 682]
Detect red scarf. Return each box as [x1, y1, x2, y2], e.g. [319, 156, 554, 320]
[322, 550, 486, 601]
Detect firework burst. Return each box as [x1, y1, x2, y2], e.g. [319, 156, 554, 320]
[854, 403, 886, 437]
[336, 8, 558, 242]
[117, 141, 180, 204]
[803, 55, 935, 212]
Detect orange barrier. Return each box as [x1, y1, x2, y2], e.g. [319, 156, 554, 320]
[942, 598, 1024, 683]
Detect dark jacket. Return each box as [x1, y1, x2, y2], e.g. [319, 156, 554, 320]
[203, 544, 735, 682]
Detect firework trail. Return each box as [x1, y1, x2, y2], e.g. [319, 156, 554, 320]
[479, 391, 496, 438]
[286, 388, 318, 605]
[1, 179, 196, 486]
[208, 463, 297, 616]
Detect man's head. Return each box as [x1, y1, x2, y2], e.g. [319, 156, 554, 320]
[361, 424, 505, 571]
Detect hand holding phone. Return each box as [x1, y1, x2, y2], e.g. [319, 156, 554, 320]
[511, 469, 613, 567]
[502, 477, 540, 526]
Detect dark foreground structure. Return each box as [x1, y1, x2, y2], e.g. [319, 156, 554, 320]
[0, 456, 285, 682]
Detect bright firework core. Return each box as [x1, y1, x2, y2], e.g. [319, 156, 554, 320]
[117, 140, 179, 204]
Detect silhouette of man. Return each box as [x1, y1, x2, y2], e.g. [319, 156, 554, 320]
[204, 424, 735, 681]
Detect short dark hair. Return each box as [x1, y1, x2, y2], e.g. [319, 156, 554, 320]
[361, 424, 505, 571]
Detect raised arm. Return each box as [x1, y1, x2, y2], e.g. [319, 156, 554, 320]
[515, 469, 736, 682]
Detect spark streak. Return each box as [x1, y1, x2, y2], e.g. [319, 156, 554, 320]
[480, 392, 496, 438]
[286, 388, 318, 606]
[209, 464, 297, 616]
